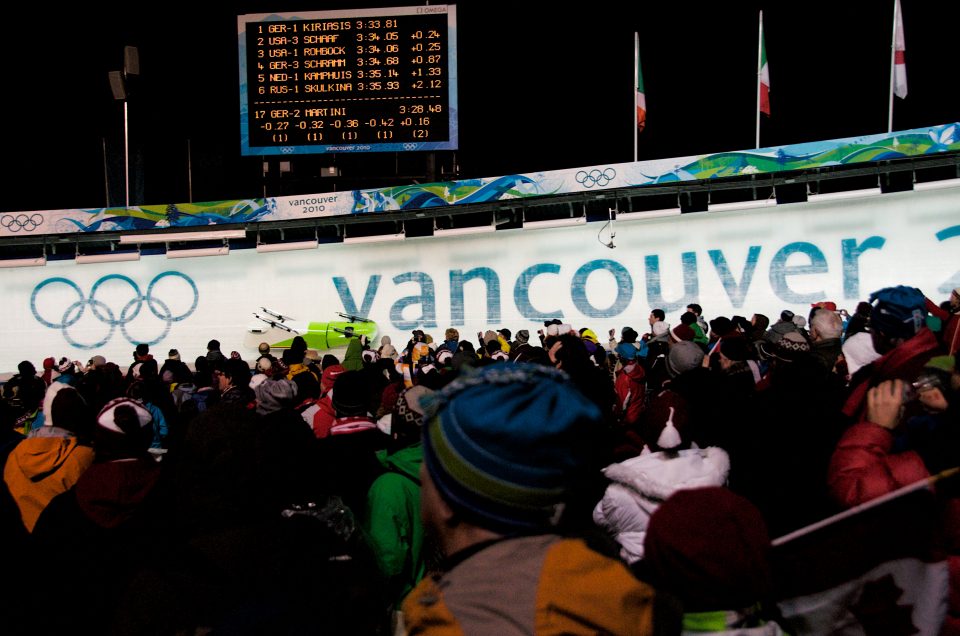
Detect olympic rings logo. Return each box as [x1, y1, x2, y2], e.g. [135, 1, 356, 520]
[30, 272, 199, 350]
[575, 168, 616, 188]
[281, 147, 294, 153]
[403, 143, 418, 151]
[1, 213, 44, 233]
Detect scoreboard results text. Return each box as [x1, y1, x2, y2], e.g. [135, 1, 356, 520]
[238, 5, 458, 156]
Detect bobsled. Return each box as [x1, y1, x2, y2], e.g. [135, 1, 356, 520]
[245, 308, 378, 351]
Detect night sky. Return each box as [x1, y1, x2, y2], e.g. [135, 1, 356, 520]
[2, 1, 956, 214]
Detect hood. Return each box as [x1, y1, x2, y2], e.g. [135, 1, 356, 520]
[41, 382, 70, 429]
[622, 362, 646, 381]
[75, 459, 162, 529]
[381, 442, 423, 482]
[602, 447, 730, 502]
[10, 436, 86, 481]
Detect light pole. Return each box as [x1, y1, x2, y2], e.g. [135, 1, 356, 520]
[107, 46, 139, 209]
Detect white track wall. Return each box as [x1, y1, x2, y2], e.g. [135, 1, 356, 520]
[3, 185, 958, 373]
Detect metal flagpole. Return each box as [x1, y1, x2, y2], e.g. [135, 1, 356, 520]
[756, 11, 763, 149]
[634, 31, 639, 163]
[887, 0, 898, 133]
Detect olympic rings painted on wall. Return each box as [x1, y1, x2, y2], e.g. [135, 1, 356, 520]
[1, 213, 44, 233]
[30, 271, 199, 350]
[575, 168, 616, 188]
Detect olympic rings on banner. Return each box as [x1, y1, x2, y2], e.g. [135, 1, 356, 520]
[30, 272, 199, 350]
[1, 213, 44, 233]
[575, 168, 616, 188]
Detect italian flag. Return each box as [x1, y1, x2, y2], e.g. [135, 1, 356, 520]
[636, 47, 646, 132]
[759, 22, 770, 116]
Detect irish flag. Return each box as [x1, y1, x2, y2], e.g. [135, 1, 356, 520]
[636, 35, 646, 132]
[759, 17, 770, 116]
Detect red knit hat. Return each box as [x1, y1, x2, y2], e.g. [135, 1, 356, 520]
[321, 364, 346, 390]
[643, 487, 772, 611]
[669, 324, 695, 342]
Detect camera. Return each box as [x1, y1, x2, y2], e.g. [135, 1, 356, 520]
[902, 374, 942, 402]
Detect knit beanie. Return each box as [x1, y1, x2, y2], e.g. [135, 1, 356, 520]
[380, 344, 398, 360]
[97, 397, 152, 433]
[718, 337, 751, 362]
[43, 383, 89, 433]
[666, 341, 704, 378]
[255, 378, 298, 415]
[515, 329, 530, 345]
[641, 391, 690, 451]
[168, 349, 181, 361]
[95, 397, 154, 456]
[669, 324, 695, 343]
[90, 355, 107, 368]
[321, 354, 340, 370]
[709, 316, 736, 338]
[869, 285, 928, 339]
[421, 364, 602, 533]
[42, 357, 56, 371]
[392, 385, 434, 435]
[482, 330, 498, 345]
[644, 487, 772, 612]
[321, 364, 346, 391]
[57, 357, 75, 374]
[773, 331, 811, 362]
[331, 370, 368, 417]
[361, 349, 380, 364]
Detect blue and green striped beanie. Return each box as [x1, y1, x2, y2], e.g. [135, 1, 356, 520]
[421, 363, 602, 533]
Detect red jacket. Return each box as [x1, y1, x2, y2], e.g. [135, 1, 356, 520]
[311, 395, 336, 439]
[829, 422, 960, 634]
[614, 363, 646, 426]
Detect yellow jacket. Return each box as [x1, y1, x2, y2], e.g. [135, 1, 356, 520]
[403, 534, 657, 635]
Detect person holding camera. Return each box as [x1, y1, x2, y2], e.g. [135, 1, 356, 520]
[842, 286, 942, 424]
[829, 354, 960, 633]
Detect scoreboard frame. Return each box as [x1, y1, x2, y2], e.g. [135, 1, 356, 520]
[238, 5, 458, 157]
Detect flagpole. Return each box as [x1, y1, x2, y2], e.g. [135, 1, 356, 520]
[772, 466, 960, 547]
[634, 31, 639, 162]
[887, 0, 898, 132]
[756, 11, 763, 149]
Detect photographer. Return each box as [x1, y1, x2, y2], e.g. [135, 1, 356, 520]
[828, 354, 960, 631]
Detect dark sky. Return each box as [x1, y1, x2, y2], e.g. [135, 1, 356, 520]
[2, 1, 956, 213]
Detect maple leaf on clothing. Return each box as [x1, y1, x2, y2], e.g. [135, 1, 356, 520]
[849, 573, 919, 636]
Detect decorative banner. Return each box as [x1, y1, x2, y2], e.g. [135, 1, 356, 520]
[4, 183, 958, 373]
[2, 122, 958, 237]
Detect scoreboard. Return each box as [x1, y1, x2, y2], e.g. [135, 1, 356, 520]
[238, 5, 458, 156]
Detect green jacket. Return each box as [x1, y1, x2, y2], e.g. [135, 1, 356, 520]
[362, 442, 424, 607]
[342, 339, 364, 371]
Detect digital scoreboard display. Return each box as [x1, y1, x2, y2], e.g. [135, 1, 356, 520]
[238, 5, 458, 157]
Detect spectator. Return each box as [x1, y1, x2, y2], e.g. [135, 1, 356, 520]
[403, 364, 662, 634]
[640, 487, 788, 635]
